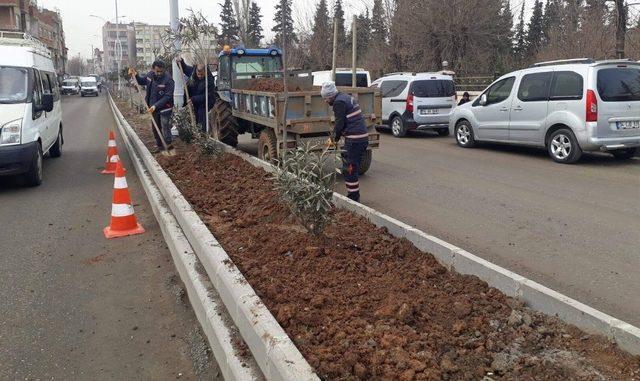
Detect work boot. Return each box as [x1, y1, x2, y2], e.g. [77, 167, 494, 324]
[347, 191, 360, 203]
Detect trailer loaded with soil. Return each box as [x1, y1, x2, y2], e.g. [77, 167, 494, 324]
[115, 97, 640, 381]
[212, 46, 380, 174]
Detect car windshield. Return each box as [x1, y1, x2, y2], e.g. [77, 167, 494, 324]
[233, 55, 282, 77]
[0, 66, 29, 103]
[597, 68, 640, 102]
[411, 79, 456, 98]
[63, 80, 77, 86]
[82, 82, 96, 87]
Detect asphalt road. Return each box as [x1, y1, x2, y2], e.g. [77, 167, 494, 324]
[238, 129, 640, 327]
[0, 95, 221, 380]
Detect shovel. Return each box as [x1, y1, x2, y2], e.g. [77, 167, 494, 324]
[129, 73, 176, 157]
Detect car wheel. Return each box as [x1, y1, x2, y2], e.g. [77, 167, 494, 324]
[390, 116, 407, 138]
[49, 128, 62, 158]
[548, 128, 582, 164]
[455, 121, 476, 148]
[437, 128, 450, 137]
[611, 147, 636, 160]
[24, 143, 43, 187]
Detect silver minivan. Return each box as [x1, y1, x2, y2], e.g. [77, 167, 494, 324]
[372, 73, 456, 137]
[449, 59, 640, 163]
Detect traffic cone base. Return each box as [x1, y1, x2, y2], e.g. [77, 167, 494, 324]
[103, 223, 145, 239]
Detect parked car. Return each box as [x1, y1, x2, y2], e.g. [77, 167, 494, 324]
[79, 76, 99, 97]
[313, 69, 371, 88]
[450, 58, 640, 163]
[60, 78, 80, 95]
[371, 72, 456, 137]
[0, 31, 63, 186]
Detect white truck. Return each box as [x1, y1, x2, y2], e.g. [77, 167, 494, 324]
[0, 31, 63, 186]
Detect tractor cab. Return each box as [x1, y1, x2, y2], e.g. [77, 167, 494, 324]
[217, 45, 283, 91]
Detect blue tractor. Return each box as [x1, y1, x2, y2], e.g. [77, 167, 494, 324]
[212, 45, 380, 173]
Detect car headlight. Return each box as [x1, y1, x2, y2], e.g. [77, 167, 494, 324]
[0, 119, 22, 146]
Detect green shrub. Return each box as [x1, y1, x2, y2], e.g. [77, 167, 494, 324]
[272, 143, 338, 236]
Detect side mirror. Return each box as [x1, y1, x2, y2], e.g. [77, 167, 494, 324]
[42, 93, 54, 112]
[479, 93, 488, 106]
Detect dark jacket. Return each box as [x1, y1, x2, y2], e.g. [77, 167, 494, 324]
[332, 92, 368, 141]
[134, 71, 174, 113]
[178, 61, 216, 129]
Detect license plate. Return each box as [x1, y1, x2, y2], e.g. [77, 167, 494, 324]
[616, 120, 640, 130]
[420, 109, 438, 115]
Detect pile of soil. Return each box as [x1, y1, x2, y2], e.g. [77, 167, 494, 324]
[116, 99, 640, 380]
[246, 78, 302, 92]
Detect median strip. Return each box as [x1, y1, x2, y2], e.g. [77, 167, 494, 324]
[110, 94, 640, 380]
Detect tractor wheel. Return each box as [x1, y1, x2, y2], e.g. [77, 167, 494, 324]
[258, 129, 278, 164]
[213, 99, 239, 147]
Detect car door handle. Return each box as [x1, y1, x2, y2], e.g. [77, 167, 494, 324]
[500, 107, 509, 112]
[513, 106, 523, 111]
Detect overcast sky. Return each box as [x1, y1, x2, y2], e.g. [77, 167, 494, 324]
[39, 0, 536, 59]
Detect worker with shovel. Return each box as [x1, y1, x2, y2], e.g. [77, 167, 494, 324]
[176, 57, 216, 133]
[322, 81, 369, 203]
[128, 60, 175, 153]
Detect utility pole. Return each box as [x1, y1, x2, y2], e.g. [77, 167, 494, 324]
[331, 18, 338, 81]
[351, 15, 357, 88]
[170, 0, 184, 108]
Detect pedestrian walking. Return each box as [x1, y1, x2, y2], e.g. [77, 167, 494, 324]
[177, 57, 216, 133]
[321, 81, 369, 203]
[458, 91, 471, 106]
[129, 60, 175, 152]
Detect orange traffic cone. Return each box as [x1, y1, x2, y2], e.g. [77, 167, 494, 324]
[101, 130, 126, 174]
[103, 161, 144, 239]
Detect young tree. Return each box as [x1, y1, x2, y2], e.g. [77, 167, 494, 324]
[272, 0, 298, 46]
[219, 0, 239, 45]
[246, 1, 263, 48]
[526, 0, 545, 55]
[309, 0, 332, 69]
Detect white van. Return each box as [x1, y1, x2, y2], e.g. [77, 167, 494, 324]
[79, 76, 99, 97]
[0, 32, 63, 186]
[313, 69, 371, 88]
[371, 72, 456, 137]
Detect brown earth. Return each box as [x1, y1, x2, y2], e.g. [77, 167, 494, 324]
[246, 78, 302, 92]
[116, 100, 640, 380]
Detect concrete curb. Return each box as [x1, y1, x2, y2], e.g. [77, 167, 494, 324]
[218, 139, 640, 356]
[109, 95, 263, 380]
[109, 95, 319, 381]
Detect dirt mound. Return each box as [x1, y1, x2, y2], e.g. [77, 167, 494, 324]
[246, 78, 302, 92]
[117, 99, 640, 381]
